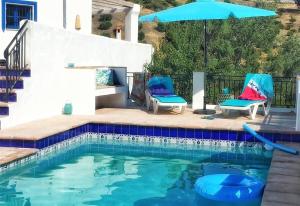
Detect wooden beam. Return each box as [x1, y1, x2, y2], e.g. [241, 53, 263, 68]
[93, 2, 124, 9]
[93, 0, 134, 8]
[92, 6, 130, 14]
[92, 0, 134, 14]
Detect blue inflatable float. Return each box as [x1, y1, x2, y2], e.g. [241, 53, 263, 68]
[243, 124, 299, 155]
[195, 174, 265, 202]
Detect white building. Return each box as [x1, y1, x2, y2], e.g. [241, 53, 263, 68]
[0, 0, 153, 129]
[0, 0, 144, 58]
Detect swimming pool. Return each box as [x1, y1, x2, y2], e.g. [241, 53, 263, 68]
[0, 137, 272, 206]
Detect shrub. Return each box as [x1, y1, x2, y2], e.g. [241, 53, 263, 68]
[289, 16, 296, 23]
[255, 1, 276, 10]
[156, 22, 166, 32]
[98, 21, 112, 30]
[277, 21, 284, 29]
[138, 31, 145, 41]
[102, 32, 111, 37]
[166, 0, 178, 6]
[286, 30, 295, 36]
[285, 23, 293, 30]
[99, 14, 112, 22]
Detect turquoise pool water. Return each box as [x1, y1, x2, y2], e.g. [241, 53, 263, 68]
[0, 140, 272, 206]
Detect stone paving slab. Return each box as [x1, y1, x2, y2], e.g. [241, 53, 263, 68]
[91, 108, 296, 133]
[262, 142, 300, 206]
[268, 166, 300, 177]
[263, 201, 300, 206]
[0, 116, 90, 140]
[0, 147, 38, 166]
[262, 191, 300, 206]
[0, 108, 297, 141]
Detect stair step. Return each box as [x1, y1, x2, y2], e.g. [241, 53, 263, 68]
[0, 80, 23, 89]
[0, 69, 31, 77]
[0, 102, 9, 115]
[0, 76, 24, 80]
[0, 92, 16, 102]
[0, 107, 9, 115]
[0, 59, 6, 67]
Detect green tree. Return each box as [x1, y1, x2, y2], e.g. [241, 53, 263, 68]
[98, 14, 112, 22]
[138, 31, 145, 41]
[156, 22, 166, 32]
[146, 17, 280, 76]
[98, 21, 112, 30]
[268, 35, 300, 76]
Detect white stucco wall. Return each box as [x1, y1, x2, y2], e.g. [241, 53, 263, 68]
[37, 0, 64, 28]
[1, 21, 153, 129]
[0, 31, 16, 58]
[0, 0, 92, 58]
[64, 0, 92, 33]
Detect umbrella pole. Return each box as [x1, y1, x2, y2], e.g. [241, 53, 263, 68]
[204, 20, 208, 68]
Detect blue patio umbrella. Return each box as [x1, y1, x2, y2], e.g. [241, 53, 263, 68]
[139, 0, 276, 68]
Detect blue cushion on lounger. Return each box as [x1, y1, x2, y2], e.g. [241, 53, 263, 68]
[220, 99, 263, 107]
[150, 88, 173, 95]
[153, 95, 187, 104]
[147, 76, 175, 94]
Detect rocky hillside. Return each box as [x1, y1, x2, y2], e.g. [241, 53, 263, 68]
[92, 0, 300, 48]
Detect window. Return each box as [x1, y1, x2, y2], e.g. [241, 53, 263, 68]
[6, 4, 32, 29]
[2, 0, 37, 31]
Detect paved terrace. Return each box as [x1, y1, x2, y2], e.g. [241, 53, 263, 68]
[0, 108, 299, 205]
[262, 142, 300, 206]
[0, 147, 38, 166]
[0, 108, 297, 140]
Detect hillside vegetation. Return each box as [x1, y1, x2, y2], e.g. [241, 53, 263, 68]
[92, 0, 300, 76]
[93, 0, 299, 45]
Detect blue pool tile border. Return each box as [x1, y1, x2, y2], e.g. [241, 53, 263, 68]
[0, 123, 299, 149]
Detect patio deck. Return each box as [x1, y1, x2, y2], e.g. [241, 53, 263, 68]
[0, 147, 38, 166]
[262, 142, 300, 206]
[0, 107, 297, 141]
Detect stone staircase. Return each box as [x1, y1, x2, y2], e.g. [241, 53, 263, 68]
[0, 60, 31, 116]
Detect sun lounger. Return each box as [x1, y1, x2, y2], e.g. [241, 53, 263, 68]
[219, 73, 274, 120]
[145, 76, 187, 114]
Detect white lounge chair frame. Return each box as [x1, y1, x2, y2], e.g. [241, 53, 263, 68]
[220, 99, 272, 120]
[145, 90, 187, 114]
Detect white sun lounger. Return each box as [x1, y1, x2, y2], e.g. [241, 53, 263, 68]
[219, 99, 271, 120]
[145, 89, 187, 114]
